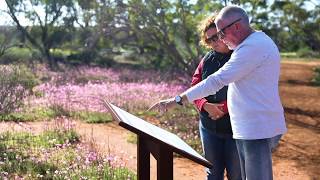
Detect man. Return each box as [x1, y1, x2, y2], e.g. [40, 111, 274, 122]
[149, 5, 287, 180]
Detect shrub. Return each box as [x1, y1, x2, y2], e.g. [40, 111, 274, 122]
[312, 67, 320, 86]
[67, 50, 97, 65]
[0, 47, 41, 64]
[0, 65, 38, 114]
[296, 47, 320, 58]
[72, 111, 113, 123]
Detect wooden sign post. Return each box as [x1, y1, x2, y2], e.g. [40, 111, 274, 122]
[104, 101, 212, 180]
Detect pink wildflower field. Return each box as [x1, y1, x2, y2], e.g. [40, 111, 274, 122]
[31, 65, 187, 112]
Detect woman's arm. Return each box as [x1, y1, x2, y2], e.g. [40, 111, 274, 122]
[191, 59, 208, 112]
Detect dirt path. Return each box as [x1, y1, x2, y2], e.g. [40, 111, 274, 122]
[74, 124, 314, 180]
[0, 120, 313, 180]
[1, 61, 319, 179]
[74, 121, 317, 180]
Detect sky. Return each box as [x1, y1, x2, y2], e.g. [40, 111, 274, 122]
[0, 1, 12, 26]
[0, 0, 45, 26]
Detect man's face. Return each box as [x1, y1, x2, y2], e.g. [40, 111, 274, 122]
[215, 18, 241, 50]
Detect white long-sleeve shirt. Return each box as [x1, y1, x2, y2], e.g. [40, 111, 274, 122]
[185, 31, 287, 139]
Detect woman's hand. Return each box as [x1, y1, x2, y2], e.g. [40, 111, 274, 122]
[148, 98, 177, 113]
[203, 102, 225, 120]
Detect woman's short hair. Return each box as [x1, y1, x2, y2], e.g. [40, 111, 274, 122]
[198, 13, 218, 49]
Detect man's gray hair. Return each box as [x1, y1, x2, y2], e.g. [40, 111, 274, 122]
[219, 5, 250, 25]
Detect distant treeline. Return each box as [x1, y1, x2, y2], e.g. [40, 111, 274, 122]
[1, 0, 319, 74]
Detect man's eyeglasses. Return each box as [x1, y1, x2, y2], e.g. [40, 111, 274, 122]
[217, 18, 241, 39]
[205, 34, 219, 44]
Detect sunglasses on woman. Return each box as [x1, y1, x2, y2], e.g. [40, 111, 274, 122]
[205, 34, 219, 43]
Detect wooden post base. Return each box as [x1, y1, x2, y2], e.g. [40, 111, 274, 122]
[137, 135, 173, 180]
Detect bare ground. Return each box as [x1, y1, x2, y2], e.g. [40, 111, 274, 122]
[1, 60, 319, 180]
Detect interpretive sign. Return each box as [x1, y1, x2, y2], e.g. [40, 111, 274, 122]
[104, 101, 212, 180]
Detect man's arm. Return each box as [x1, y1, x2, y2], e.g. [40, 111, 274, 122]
[184, 44, 267, 102]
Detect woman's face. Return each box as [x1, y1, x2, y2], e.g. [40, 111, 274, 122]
[205, 27, 230, 53]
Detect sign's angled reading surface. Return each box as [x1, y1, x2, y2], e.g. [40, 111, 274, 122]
[104, 101, 212, 168]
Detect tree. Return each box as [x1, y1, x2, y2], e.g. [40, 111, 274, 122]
[5, 0, 76, 69]
[0, 26, 21, 58]
[122, 0, 223, 75]
[269, 0, 320, 52]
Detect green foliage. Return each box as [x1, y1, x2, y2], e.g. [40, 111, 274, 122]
[0, 47, 40, 63]
[5, 0, 77, 68]
[148, 105, 202, 153]
[135, 110, 158, 117]
[0, 130, 78, 178]
[45, 104, 70, 118]
[67, 50, 97, 64]
[4, 0, 320, 71]
[42, 130, 80, 146]
[0, 26, 21, 58]
[0, 108, 53, 122]
[127, 133, 137, 144]
[0, 102, 113, 123]
[0, 129, 135, 179]
[72, 111, 113, 123]
[60, 49, 114, 67]
[1, 130, 79, 150]
[296, 47, 320, 58]
[0, 65, 38, 114]
[125, 0, 218, 74]
[312, 67, 320, 86]
[270, 0, 320, 52]
[281, 52, 298, 58]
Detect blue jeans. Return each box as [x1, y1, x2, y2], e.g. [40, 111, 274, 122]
[235, 135, 282, 180]
[199, 122, 241, 180]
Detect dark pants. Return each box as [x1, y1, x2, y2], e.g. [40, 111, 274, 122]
[235, 135, 282, 180]
[199, 122, 241, 180]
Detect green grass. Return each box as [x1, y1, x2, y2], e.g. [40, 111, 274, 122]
[127, 132, 137, 144]
[46, 104, 113, 123]
[50, 48, 77, 57]
[143, 105, 202, 153]
[0, 107, 57, 122]
[0, 129, 136, 179]
[281, 50, 320, 59]
[159, 106, 202, 153]
[123, 106, 202, 153]
[0, 106, 113, 124]
[281, 52, 298, 58]
[281, 51, 320, 61]
[0, 130, 79, 179]
[0, 47, 40, 63]
[1, 129, 79, 149]
[5, 47, 34, 58]
[72, 111, 113, 123]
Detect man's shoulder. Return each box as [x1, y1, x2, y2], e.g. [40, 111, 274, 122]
[238, 31, 277, 51]
[249, 31, 274, 44]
